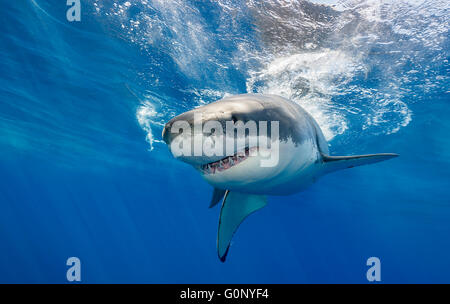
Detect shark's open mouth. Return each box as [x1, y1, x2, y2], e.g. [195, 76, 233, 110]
[201, 147, 258, 175]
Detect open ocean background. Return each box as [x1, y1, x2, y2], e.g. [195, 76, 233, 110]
[0, 0, 449, 283]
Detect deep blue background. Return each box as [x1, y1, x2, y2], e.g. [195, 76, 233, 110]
[0, 0, 449, 283]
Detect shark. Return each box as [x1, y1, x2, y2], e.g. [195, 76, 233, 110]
[162, 93, 398, 262]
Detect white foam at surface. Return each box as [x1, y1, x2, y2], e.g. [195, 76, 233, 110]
[91, 0, 448, 150]
[246, 50, 366, 140]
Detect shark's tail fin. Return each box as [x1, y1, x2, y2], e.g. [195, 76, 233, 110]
[321, 153, 399, 173]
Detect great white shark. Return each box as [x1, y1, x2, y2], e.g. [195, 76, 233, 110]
[162, 94, 398, 262]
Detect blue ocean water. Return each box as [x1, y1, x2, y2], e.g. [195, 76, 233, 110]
[0, 0, 449, 283]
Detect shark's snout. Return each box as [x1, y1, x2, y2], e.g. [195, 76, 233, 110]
[162, 122, 172, 145]
[162, 111, 197, 146]
[162, 109, 253, 170]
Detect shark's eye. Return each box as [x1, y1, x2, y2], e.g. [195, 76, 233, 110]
[231, 115, 237, 123]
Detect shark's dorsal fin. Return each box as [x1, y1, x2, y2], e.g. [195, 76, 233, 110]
[209, 188, 226, 208]
[321, 153, 398, 173]
[217, 191, 267, 262]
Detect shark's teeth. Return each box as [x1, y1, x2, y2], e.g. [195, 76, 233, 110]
[201, 147, 258, 175]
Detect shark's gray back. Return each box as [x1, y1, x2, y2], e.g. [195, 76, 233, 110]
[218, 94, 329, 155]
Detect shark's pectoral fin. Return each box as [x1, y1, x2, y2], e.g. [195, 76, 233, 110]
[321, 153, 399, 173]
[217, 191, 267, 262]
[209, 188, 226, 208]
